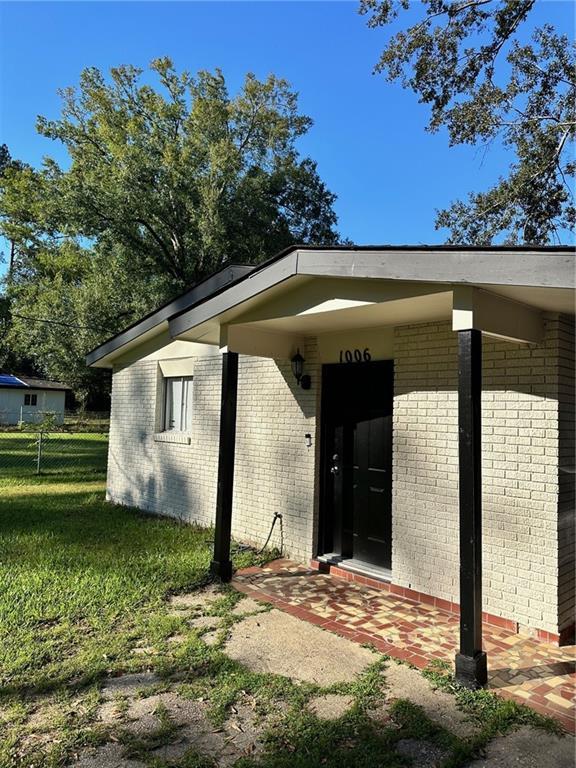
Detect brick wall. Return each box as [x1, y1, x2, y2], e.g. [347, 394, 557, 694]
[392, 317, 569, 634]
[233, 338, 319, 561]
[107, 356, 220, 528]
[107, 342, 319, 563]
[392, 323, 460, 603]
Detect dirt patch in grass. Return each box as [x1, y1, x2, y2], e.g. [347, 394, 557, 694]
[100, 672, 161, 700]
[309, 693, 355, 720]
[465, 726, 575, 768]
[189, 615, 222, 630]
[231, 596, 270, 616]
[71, 742, 146, 767]
[168, 584, 222, 611]
[395, 737, 448, 768]
[379, 659, 481, 740]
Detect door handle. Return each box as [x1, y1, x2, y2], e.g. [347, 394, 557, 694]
[330, 453, 340, 475]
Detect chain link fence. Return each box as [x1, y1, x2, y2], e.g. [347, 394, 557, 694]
[0, 413, 109, 480]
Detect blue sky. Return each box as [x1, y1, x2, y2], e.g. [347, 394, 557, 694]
[0, 1, 574, 276]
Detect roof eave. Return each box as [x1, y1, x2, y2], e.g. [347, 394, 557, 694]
[87, 245, 576, 368]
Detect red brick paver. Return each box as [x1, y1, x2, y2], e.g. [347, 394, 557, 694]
[233, 559, 576, 733]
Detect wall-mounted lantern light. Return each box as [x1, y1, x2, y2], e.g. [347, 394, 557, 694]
[291, 349, 311, 390]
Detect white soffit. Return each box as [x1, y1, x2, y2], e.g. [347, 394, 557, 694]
[235, 291, 453, 334]
[92, 323, 170, 368]
[482, 285, 575, 314]
[226, 278, 450, 326]
[452, 286, 545, 344]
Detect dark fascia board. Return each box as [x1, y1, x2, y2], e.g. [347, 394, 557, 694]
[85, 264, 255, 367]
[168, 245, 576, 339]
[168, 250, 299, 338]
[295, 247, 576, 288]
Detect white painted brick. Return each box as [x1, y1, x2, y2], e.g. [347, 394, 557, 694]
[107, 340, 319, 564]
[391, 317, 571, 634]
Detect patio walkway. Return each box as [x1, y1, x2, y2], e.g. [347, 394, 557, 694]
[233, 559, 576, 733]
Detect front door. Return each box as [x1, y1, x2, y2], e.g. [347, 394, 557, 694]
[320, 360, 393, 569]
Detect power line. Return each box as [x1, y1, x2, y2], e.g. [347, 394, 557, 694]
[10, 313, 110, 332]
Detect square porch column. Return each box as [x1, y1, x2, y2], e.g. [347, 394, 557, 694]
[210, 351, 239, 582]
[455, 329, 488, 688]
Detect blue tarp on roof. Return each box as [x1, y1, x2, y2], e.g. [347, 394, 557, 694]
[0, 374, 27, 388]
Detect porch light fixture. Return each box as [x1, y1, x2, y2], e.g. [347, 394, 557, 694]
[291, 349, 311, 390]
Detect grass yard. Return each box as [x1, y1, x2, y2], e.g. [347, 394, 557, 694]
[0, 432, 109, 480]
[0, 456, 263, 767]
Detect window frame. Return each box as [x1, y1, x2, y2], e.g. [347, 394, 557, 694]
[163, 375, 193, 433]
[24, 393, 38, 407]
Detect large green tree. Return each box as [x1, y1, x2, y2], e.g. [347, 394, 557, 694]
[0, 60, 340, 404]
[360, 0, 575, 244]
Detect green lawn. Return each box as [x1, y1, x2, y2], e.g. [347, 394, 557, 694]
[0, 473, 261, 695]
[0, 432, 109, 480]
[0, 452, 264, 766]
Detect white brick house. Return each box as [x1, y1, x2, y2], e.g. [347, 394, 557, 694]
[87, 245, 575, 687]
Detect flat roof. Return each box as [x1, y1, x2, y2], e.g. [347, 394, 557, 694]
[87, 244, 576, 368]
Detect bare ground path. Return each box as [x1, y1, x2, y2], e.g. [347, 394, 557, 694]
[63, 585, 574, 768]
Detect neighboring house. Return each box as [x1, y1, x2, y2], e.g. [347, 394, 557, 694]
[87, 245, 575, 688]
[0, 374, 70, 425]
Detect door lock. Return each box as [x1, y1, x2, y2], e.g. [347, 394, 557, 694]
[330, 453, 340, 475]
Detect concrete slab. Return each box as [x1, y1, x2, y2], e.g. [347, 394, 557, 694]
[383, 661, 480, 740]
[224, 609, 375, 685]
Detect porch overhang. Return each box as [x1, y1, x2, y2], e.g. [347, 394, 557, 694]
[86, 245, 575, 369]
[167, 247, 574, 359]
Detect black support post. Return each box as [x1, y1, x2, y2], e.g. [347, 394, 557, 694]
[455, 329, 488, 688]
[210, 351, 239, 582]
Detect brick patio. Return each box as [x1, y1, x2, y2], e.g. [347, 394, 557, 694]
[233, 559, 576, 733]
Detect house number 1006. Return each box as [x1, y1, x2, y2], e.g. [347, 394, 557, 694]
[339, 348, 372, 363]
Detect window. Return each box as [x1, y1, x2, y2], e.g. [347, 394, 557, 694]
[24, 394, 38, 407]
[163, 376, 193, 432]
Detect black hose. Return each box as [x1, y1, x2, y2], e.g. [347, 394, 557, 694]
[257, 512, 282, 555]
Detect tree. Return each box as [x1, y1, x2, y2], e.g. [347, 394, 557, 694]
[0, 60, 340, 403]
[360, 0, 575, 244]
[4, 241, 152, 407]
[0, 144, 29, 280]
[4, 59, 339, 287]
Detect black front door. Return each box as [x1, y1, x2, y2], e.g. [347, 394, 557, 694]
[320, 360, 393, 569]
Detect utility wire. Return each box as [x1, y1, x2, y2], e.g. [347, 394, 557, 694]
[10, 313, 111, 333]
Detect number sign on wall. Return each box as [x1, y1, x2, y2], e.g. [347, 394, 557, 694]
[339, 348, 372, 363]
[318, 327, 393, 364]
